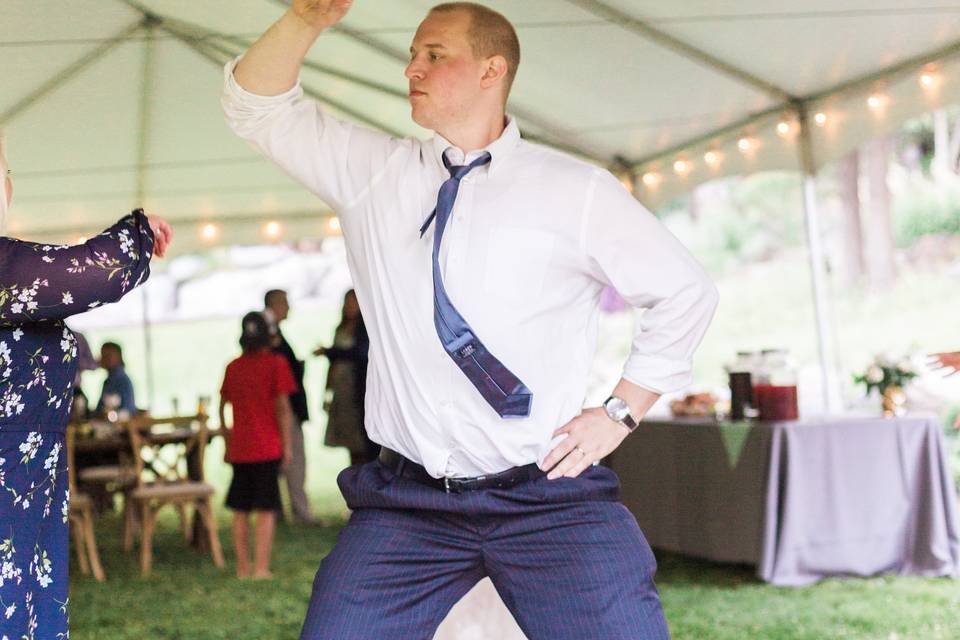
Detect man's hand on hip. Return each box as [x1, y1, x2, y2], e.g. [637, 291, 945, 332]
[541, 407, 630, 480]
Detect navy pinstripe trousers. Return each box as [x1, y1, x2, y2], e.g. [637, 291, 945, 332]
[300, 460, 670, 639]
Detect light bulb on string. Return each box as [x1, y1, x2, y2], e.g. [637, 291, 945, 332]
[264, 221, 282, 239]
[813, 112, 827, 126]
[866, 92, 888, 114]
[673, 159, 692, 176]
[641, 172, 661, 188]
[200, 223, 218, 242]
[703, 150, 722, 167]
[919, 67, 942, 93]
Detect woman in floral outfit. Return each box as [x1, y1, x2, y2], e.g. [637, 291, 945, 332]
[0, 135, 172, 638]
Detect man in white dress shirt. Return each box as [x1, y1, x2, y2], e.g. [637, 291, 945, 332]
[223, 2, 718, 638]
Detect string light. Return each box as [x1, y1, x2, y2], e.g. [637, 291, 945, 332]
[200, 223, 218, 241]
[737, 137, 754, 152]
[920, 68, 942, 92]
[673, 159, 692, 176]
[776, 120, 792, 137]
[325, 217, 342, 235]
[814, 112, 827, 126]
[641, 172, 661, 188]
[866, 93, 888, 111]
[703, 150, 722, 167]
[264, 221, 282, 239]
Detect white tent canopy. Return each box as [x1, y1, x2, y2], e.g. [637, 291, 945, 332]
[5, 0, 960, 250]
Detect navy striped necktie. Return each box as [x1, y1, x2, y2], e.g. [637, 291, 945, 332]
[418, 152, 533, 418]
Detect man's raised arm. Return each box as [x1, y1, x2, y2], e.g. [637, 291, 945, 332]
[234, 0, 353, 96]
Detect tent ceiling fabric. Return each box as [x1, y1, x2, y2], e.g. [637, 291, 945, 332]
[4, 0, 960, 251]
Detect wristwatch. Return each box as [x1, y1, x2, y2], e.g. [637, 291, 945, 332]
[603, 395, 639, 432]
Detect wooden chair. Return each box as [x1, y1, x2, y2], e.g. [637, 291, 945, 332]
[124, 414, 224, 575]
[66, 424, 106, 582]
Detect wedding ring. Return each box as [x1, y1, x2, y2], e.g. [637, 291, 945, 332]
[575, 446, 587, 457]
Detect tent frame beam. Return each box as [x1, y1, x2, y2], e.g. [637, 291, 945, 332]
[116, 0, 409, 138]
[0, 20, 146, 127]
[567, 0, 796, 103]
[628, 34, 960, 170]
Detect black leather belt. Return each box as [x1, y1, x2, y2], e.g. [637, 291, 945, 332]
[378, 447, 544, 494]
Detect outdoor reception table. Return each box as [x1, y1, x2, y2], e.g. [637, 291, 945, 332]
[608, 415, 960, 586]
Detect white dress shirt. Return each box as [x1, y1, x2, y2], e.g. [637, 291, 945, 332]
[222, 59, 718, 478]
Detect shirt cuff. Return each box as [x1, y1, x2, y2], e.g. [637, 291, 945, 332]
[222, 56, 304, 107]
[621, 356, 694, 396]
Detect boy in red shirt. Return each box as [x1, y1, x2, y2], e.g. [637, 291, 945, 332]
[219, 312, 297, 579]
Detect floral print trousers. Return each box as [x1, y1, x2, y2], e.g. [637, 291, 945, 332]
[0, 429, 69, 639]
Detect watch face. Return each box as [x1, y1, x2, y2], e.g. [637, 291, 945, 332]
[605, 396, 630, 421]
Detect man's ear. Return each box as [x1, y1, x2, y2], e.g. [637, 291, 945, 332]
[480, 55, 508, 89]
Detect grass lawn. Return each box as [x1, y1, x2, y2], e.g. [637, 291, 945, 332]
[68, 428, 960, 640]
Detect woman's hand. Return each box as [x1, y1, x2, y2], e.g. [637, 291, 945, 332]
[146, 214, 173, 258]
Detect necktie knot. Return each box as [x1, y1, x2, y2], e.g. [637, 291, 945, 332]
[445, 151, 491, 181]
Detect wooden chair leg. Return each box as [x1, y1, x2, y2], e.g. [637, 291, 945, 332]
[122, 497, 136, 552]
[139, 503, 155, 576]
[198, 501, 224, 568]
[82, 510, 106, 582]
[70, 515, 90, 575]
[176, 503, 192, 542]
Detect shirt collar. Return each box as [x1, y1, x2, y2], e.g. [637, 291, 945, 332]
[431, 115, 521, 176]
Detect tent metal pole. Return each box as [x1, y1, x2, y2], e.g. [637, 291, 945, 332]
[136, 19, 158, 409]
[0, 21, 145, 127]
[796, 104, 839, 415]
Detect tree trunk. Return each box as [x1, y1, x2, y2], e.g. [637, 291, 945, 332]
[834, 151, 864, 286]
[859, 136, 896, 290]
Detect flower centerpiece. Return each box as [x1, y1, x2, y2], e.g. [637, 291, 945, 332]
[853, 354, 918, 416]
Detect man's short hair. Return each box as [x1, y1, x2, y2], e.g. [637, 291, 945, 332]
[430, 2, 521, 100]
[264, 289, 287, 308]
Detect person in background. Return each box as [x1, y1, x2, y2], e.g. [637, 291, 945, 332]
[95, 341, 137, 419]
[68, 328, 98, 422]
[930, 351, 960, 429]
[930, 351, 960, 375]
[314, 289, 375, 466]
[219, 312, 296, 579]
[263, 289, 317, 524]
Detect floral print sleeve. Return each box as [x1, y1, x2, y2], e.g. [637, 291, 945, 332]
[0, 209, 155, 327]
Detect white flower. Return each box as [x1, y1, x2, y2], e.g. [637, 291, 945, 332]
[866, 366, 884, 383]
[4, 603, 14, 619]
[11, 329, 22, 342]
[41, 256, 54, 263]
[61, 292, 73, 305]
[9, 303, 22, 314]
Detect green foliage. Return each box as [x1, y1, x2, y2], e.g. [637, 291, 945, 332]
[893, 177, 960, 245]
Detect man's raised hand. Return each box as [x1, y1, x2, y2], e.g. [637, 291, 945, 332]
[291, 0, 354, 31]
